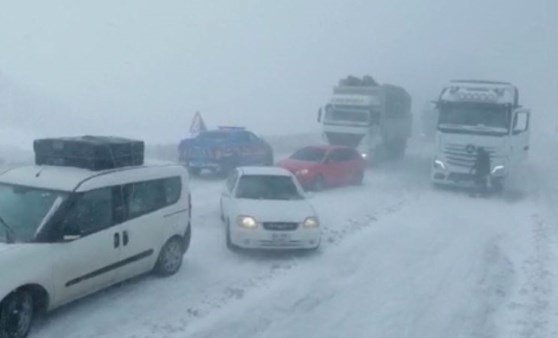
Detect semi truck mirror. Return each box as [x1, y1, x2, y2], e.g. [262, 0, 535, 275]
[317, 108, 322, 122]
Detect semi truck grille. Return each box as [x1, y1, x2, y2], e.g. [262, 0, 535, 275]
[443, 144, 498, 169]
[262, 222, 299, 231]
[324, 132, 363, 148]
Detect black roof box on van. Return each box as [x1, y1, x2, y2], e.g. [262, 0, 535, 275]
[34, 136, 145, 171]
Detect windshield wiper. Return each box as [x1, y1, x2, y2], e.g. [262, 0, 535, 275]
[0, 215, 15, 243]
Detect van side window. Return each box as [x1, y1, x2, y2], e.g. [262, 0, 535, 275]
[124, 180, 165, 219]
[62, 187, 114, 236]
[163, 177, 182, 205]
[124, 177, 182, 220]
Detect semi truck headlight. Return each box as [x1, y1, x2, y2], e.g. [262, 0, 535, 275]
[237, 216, 257, 229]
[433, 159, 446, 170]
[361, 153, 367, 159]
[491, 165, 505, 176]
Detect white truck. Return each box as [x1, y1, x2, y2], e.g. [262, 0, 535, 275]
[431, 80, 530, 190]
[317, 75, 412, 162]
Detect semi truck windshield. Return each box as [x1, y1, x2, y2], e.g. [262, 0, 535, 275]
[326, 109, 369, 123]
[438, 103, 510, 132]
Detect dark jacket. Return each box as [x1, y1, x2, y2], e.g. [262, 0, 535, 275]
[473, 148, 491, 176]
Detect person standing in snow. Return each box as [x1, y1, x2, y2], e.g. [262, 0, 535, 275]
[472, 147, 491, 195]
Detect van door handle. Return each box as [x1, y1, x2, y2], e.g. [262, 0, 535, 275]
[524, 146, 529, 151]
[114, 233, 120, 248]
[123, 231, 129, 246]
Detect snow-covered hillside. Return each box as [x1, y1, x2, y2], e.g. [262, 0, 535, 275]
[24, 136, 558, 338]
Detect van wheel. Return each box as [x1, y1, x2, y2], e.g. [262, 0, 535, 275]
[154, 237, 184, 277]
[183, 225, 191, 253]
[0, 290, 34, 338]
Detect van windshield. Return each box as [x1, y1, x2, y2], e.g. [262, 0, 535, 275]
[0, 183, 67, 243]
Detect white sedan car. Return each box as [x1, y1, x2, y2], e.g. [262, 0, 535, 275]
[220, 166, 321, 250]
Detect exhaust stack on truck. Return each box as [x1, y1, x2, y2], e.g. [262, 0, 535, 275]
[317, 75, 412, 163]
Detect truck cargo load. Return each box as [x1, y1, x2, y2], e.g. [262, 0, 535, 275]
[318, 75, 412, 163]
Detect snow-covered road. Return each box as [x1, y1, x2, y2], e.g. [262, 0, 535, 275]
[31, 140, 558, 338]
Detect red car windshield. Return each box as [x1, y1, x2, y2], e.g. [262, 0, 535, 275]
[290, 147, 326, 162]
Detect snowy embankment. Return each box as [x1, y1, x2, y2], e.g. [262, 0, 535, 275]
[12, 134, 558, 338]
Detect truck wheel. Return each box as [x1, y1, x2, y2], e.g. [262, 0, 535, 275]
[385, 141, 406, 160]
[0, 290, 34, 338]
[492, 178, 504, 194]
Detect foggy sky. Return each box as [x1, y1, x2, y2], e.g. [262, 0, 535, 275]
[1, 0, 556, 143]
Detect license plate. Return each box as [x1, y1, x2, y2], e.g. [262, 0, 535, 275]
[271, 233, 291, 242]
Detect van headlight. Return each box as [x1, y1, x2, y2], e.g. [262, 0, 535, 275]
[433, 159, 446, 170]
[491, 165, 505, 176]
[303, 217, 320, 228]
[237, 216, 257, 229]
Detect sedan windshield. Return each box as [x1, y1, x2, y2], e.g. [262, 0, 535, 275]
[235, 175, 302, 200]
[290, 147, 326, 162]
[0, 183, 67, 243]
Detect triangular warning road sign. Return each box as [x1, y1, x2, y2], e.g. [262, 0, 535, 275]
[189, 111, 207, 134]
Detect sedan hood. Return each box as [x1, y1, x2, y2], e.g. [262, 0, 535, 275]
[235, 198, 316, 223]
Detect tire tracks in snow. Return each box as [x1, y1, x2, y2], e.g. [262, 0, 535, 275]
[144, 192, 416, 337]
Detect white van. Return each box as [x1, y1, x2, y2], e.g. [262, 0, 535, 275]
[0, 162, 191, 338]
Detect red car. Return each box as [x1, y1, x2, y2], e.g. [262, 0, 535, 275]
[277, 145, 366, 190]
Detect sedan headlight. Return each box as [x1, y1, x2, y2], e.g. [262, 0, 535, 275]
[433, 159, 446, 170]
[237, 216, 257, 229]
[303, 216, 320, 228]
[296, 169, 309, 176]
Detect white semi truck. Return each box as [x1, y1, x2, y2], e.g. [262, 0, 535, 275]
[317, 75, 412, 162]
[431, 80, 530, 190]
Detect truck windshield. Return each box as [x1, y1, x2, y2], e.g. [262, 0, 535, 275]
[438, 103, 510, 133]
[0, 183, 67, 243]
[325, 108, 369, 124]
[236, 175, 302, 200]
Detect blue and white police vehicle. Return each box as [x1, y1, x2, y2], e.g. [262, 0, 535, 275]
[178, 127, 274, 175]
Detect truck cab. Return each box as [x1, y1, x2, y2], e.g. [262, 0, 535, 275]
[431, 80, 530, 190]
[318, 76, 412, 163]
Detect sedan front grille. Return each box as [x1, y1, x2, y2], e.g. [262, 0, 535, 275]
[262, 222, 299, 231]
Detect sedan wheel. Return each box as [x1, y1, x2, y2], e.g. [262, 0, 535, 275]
[352, 171, 364, 185]
[0, 290, 33, 338]
[154, 237, 184, 277]
[312, 175, 325, 191]
[226, 222, 238, 251]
